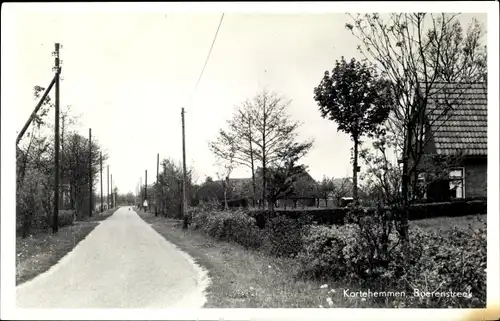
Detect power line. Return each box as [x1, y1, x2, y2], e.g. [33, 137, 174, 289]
[190, 13, 225, 104]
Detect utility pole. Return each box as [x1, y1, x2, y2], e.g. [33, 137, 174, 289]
[89, 128, 92, 217]
[111, 174, 113, 208]
[181, 108, 188, 229]
[100, 152, 103, 213]
[156, 153, 159, 216]
[52, 43, 61, 234]
[107, 165, 110, 210]
[145, 169, 148, 212]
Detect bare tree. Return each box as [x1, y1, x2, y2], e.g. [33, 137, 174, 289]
[211, 89, 313, 209]
[210, 104, 257, 206]
[346, 13, 487, 243]
[331, 177, 351, 206]
[215, 157, 234, 210]
[247, 89, 314, 208]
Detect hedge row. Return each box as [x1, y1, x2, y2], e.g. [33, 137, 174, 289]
[189, 206, 486, 308]
[248, 199, 487, 227]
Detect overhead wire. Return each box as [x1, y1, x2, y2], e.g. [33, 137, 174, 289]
[188, 13, 225, 108]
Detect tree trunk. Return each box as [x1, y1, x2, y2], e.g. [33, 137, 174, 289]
[400, 125, 412, 247]
[353, 137, 359, 205]
[261, 103, 267, 209]
[224, 188, 228, 210]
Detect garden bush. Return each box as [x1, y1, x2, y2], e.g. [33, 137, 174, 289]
[248, 198, 487, 227]
[58, 210, 76, 227]
[262, 214, 312, 257]
[388, 226, 487, 308]
[296, 224, 361, 279]
[190, 208, 264, 249]
[297, 217, 487, 308]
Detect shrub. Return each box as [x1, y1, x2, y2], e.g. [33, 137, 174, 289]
[298, 216, 486, 308]
[58, 210, 76, 228]
[190, 208, 264, 249]
[262, 214, 310, 257]
[297, 224, 361, 279]
[249, 198, 487, 228]
[249, 208, 349, 227]
[408, 200, 487, 220]
[389, 226, 487, 308]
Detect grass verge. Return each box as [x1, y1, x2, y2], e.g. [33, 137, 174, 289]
[411, 214, 486, 235]
[136, 209, 379, 308]
[16, 207, 120, 285]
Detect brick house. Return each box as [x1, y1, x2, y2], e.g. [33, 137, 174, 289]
[416, 82, 487, 201]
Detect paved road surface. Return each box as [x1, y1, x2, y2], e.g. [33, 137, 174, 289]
[16, 207, 209, 309]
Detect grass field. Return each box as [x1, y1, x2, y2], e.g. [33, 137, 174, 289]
[16, 208, 119, 285]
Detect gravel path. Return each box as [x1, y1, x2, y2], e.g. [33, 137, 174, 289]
[16, 207, 209, 309]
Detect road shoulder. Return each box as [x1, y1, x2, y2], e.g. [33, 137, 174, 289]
[16, 208, 119, 285]
[135, 209, 352, 308]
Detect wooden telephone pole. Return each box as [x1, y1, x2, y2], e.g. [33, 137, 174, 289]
[181, 108, 188, 229]
[111, 174, 113, 208]
[89, 128, 92, 217]
[156, 153, 159, 217]
[52, 43, 61, 233]
[107, 165, 110, 210]
[100, 152, 103, 212]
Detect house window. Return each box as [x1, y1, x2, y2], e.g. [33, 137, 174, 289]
[449, 168, 465, 199]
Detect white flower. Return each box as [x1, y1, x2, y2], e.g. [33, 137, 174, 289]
[268, 265, 272, 268]
[329, 289, 336, 294]
[326, 297, 334, 307]
[320, 284, 328, 289]
[250, 286, 254, 290]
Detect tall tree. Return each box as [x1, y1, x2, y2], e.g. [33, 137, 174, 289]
[314, 56, 393, 204]
[345, 13, 487, 243]
[155, 158, 195, 218]
[248, 89, 314, 208]
[210, 104, 257, 206]
[211, 89, 313, 208]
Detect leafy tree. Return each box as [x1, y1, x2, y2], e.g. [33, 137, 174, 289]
[345, 13, 487, 243]
[314, 56, 393, 204]
[197, 176, 225, 204]
[16, 85, 108, 235]
[154, 158, 195, 218]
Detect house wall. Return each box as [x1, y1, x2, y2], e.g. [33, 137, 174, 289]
[465, 158, 487, 198]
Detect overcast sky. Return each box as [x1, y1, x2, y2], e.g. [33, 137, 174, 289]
[3, 4, 488, 194]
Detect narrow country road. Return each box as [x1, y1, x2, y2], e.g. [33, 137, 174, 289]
[16, 207, 209, 309]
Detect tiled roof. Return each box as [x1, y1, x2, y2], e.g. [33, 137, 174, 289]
[425, 82, 487, 156]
